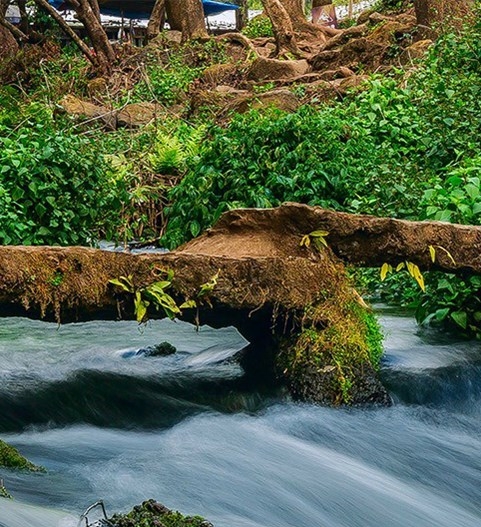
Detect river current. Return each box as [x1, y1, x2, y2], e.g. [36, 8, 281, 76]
[1, 311, 481, 527]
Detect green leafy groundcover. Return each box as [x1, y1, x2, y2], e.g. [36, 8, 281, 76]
[163, 14, 481, 337]
[0, 101, 127, 246]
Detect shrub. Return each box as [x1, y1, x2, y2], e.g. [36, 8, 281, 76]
[242, 14, 274, 38]
[0, 104, 127, 245]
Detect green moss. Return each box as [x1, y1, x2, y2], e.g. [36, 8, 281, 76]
[359, 309, 384, 369]
[0, 440, 44, 472]
[278, 289, 387, 406]
[109, 499, 213, 527]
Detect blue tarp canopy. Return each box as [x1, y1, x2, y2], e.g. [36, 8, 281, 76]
[49, 0, 238, 19]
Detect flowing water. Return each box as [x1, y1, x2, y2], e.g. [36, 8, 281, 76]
[1, 311, 481, 527]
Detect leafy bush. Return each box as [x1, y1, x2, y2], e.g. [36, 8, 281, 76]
[0, 104, 127, 245]
[242, 14, 274, 38]
[421, 158, 481, 224]
[162, 82, 430, 248]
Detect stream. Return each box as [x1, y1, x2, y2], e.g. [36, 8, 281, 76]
[1, 310, 481, 527]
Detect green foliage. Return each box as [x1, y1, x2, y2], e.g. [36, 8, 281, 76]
[242, 14, 274, 38]
[133, 55, 201, 106]
[0, 104, 127, 245]
[360, 310, 384, 368]
[0, 44, 89, 102]
[109, 270, 181, 323]
[148, 124, 205, 175]
[414, 273, 481, 338]
[162, 83, 429, 248]
[421, 158, 481, 224]
[131, 40, 227, 106]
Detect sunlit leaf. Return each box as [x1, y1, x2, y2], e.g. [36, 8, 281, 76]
[436, 245, 456, 265]
[380, 262, 392, 281]
[134, 292, 148, 323]
[180, 300, 197, 309]
[310, 230, 329, 238]
[412, 264, 425, 292]
[300, 235, 311, 247]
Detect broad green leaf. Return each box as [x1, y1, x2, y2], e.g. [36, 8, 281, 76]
[149, 281, 171, 292]
[435, 308, 450, 321]
[109, 277, 132, 292]
[451, 311, 467, 330]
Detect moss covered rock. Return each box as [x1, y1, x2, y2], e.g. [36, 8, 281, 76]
[0, 439, 43, 472]
[108, 499, 213, 527]
[278, 289, 390, 406]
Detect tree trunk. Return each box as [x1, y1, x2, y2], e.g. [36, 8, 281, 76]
[69, 0, 116, 73]
[166, 0, 208, 41]
[165, 0, 182, 30]
[235, 0, 248, 31]
[414, 0, 474, 37]
[87, 0, 101, 22]
[147, 0, 166, 41]
[0, 0, 18, 59]
[262, 0, 304, 57]
[17, 0, 29, 35]
[6, 203, 481, 407]
[281, 0, 337, 38]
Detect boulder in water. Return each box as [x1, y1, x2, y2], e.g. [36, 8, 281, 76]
[108, 499, 213, 527]
[137, 342, 177, 357]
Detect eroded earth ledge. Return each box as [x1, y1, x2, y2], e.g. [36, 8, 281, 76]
[4, 203, 477, 406]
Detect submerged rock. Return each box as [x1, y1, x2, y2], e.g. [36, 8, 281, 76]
[108, 499, 213, 527]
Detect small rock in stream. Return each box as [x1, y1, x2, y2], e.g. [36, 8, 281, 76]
[138, 342, 177, 357]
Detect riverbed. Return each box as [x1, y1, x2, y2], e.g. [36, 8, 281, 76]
[1, 311, 481, 526]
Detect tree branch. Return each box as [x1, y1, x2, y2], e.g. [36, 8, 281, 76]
[32, 0, 97, 65]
